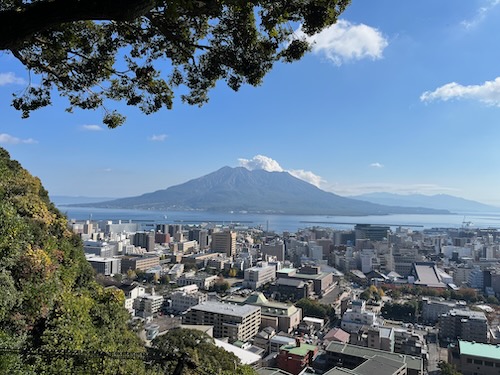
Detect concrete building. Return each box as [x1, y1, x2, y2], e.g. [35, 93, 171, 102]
[271, 277, 314, 301]
[86, 255, 121, 276]
[276, 266, 336, 298]
[355, 224, 390, 241]
[83, 240, 117, 257]
[167, 263, 184, 281]
[170, 285, 208, 313]
[421, 297, 466, 323]
[448, 340, 500, 375]
[225, 293, 302, 334]
[350, 326, 394, 352]
[325, 341, 423, 375]
[393, 328, 427, 358]
[133, 289, 164, 318]
[211, 231, 237, 256]
[392, 248, 420, 277]
[439, 309, 489, 343]
[262, 241, 285, 262]
[341, 300, 377, 333]
[121, 255, 160, 271]
[183, 301, 261, 342]
[244, 263, 276, 289]
[133, 231, 155, 251]
[177, 272, 219, 290]
[276, 340, 318, 375]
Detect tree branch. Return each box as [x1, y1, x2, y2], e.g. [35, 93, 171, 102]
[0, 0, 157, 49]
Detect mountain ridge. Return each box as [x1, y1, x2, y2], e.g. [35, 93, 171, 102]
[349, 192, 499, 213]
[74, 166, 450, 216]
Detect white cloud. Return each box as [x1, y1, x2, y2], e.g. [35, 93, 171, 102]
[0, 72, 26, 86]
[420, 77, 500, 106]
[149, 134, 168, 142]
[288, 169, 325, 188]
[238, 155, 324, 187]
[81, 124, 103, 131]
[294, 19, 388, 65]
[461, 0, 500, 29]
[238, 155, 284, 172]
[103, 168, 112, 173]
[370, 162, 384, 168]
[325, 182, 458, 197]
[0, 133, 37, 144]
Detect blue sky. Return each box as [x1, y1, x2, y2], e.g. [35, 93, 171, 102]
[2, 1, 500, 205]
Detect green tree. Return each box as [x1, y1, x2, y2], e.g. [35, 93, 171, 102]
[0, 148, 153, 374]
[0, 0, 350, 127]
[151, 328, 257, 375]
[438, 361, 462, 375]
[228, 267, 238, 277]
[296, 298, 335, 320]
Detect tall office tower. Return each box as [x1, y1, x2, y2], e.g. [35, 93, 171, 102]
[211, 230, 236, 256]
[133, 231, 155, 251]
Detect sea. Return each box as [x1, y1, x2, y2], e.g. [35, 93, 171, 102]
[56, 206, 500, 233]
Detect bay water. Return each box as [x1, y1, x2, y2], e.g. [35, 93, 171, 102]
[57, 206, 500, 233]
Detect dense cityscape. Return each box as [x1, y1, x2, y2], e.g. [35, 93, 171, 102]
[75, 217, 500, 375]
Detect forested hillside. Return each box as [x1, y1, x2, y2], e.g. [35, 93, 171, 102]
[0, 147, 148, 374]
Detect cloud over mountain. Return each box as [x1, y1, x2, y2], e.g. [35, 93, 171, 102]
[238, 155, 324, 187]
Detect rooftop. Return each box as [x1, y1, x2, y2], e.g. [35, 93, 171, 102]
[280, 343, 318, 357]
[191, 301, 260, 317]
[412, 262, 447, 288]
[458, 340, 500, 360]
[326, 341, 423, 372]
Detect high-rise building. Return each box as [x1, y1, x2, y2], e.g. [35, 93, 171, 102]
[133, 231, 155, 251]
[439, 309, 489, 343]
[262, 241, 285, 261]
[211, 231, 236, 256]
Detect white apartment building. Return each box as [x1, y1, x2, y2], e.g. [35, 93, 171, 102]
[171, 285, 208, 313]
[243, 263, 276, 289]
[341, 300, 377, 333]
[183, 301, 261, 342]
[177, 272, 219, 290]
[133, 289, 164, 318]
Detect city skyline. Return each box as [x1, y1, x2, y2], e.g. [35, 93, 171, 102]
[2, 1, 500, 204]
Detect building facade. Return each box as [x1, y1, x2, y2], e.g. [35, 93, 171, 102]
[183, 301, 261, 342]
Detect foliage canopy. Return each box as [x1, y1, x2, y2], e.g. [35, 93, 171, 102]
[0, 0, 350, 127]
[0, 147, 152, 374]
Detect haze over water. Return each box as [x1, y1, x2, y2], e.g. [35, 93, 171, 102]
[58, 206, 500, 233]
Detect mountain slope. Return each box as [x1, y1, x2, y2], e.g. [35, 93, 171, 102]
[80, 167, 449, 215]
[350, 192, 499, 213]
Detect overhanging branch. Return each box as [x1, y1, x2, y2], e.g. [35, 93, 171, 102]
[0, 0, 157, 49]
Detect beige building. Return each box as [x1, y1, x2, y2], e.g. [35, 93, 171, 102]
[448, 340, 500, 375]
[225, 293, 302, 334]
[120, 255, 160, 271]
[243, 263, 276, 289]
[183, 301, 261, 342]
[211, 231, 236, 256]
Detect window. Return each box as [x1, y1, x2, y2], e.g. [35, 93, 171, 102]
[485, 361, 493, 367]
[473, 359, 483, 365]
[467, 358, 473, 363]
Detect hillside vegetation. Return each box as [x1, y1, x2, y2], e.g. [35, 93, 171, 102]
[0, 148, 147, 374]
